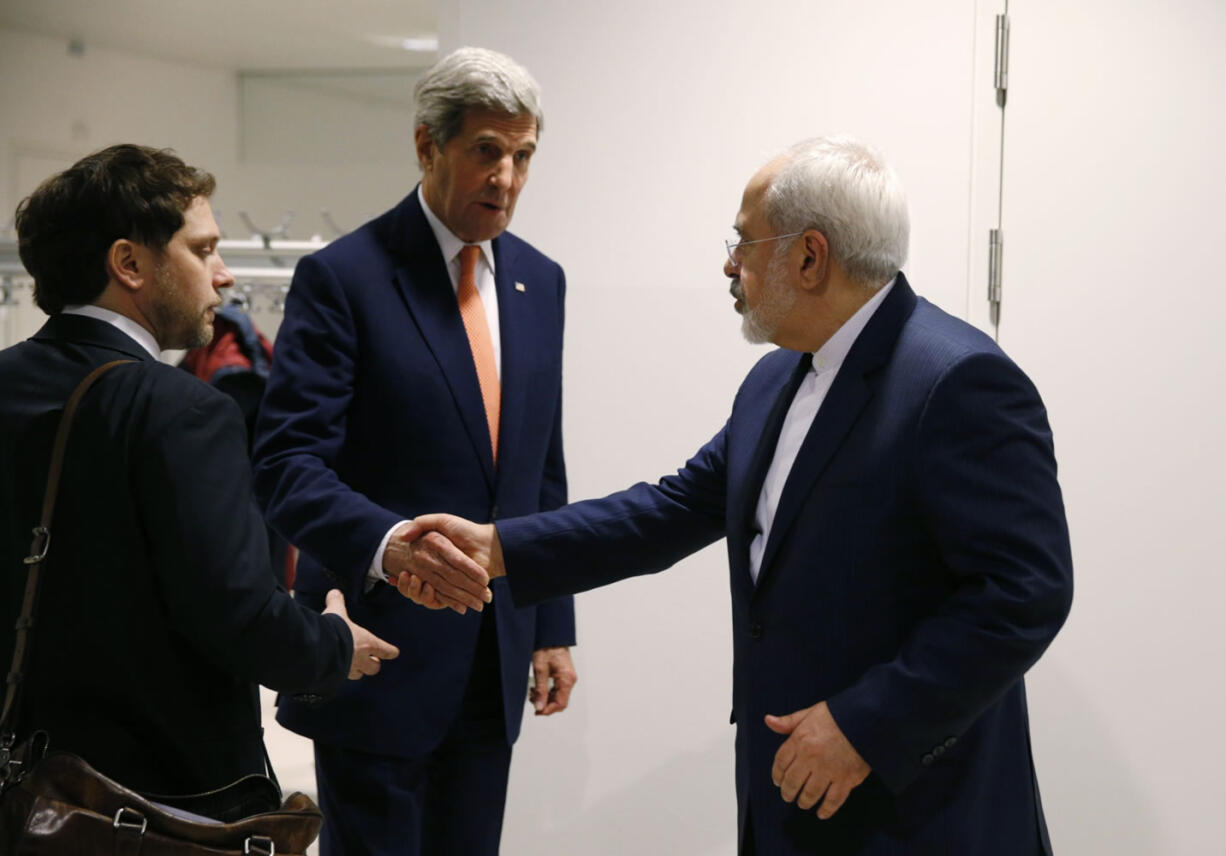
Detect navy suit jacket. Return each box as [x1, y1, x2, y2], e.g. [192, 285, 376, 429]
[0, 315, 352, 794]
[253, 190, 575, 756]
[498, 275, 1073, 855]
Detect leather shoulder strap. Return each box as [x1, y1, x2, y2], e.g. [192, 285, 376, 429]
[1, 359, 135, 737]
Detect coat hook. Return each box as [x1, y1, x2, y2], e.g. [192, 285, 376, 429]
[319, 209, 349, 239]
[237, 211, 295, 248]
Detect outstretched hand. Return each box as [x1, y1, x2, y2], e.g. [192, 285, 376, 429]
[322, 589, 400, 679]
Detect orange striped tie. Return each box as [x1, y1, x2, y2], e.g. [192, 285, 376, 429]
[457, 244, 500, 462]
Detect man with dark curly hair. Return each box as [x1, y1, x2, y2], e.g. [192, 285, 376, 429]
[0, 144, 398, 797]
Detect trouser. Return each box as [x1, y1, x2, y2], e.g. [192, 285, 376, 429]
[315, 607, 511, 856]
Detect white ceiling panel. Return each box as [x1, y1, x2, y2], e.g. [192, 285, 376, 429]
[0, 0, 437, 70]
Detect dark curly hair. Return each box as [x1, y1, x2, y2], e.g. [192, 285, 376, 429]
[14, 144, 216, 314]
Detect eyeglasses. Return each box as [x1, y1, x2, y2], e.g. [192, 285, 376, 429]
[725, 231, 804, 265]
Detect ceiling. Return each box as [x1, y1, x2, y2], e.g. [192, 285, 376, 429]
[0, 0, 438, 71]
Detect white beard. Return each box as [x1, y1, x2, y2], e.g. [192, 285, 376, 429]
[739, 251, 795, 344]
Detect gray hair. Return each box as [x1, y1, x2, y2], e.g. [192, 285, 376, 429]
[414, 46, 544, 147]
[764, 135, 909, 286]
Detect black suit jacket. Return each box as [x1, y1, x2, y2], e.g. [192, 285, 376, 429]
[0, 314, 353, 794]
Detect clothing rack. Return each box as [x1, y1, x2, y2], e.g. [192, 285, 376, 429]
[0, 211, 338, 347]
[0, 212, 338, 313]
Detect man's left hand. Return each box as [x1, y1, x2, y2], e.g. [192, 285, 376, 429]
[765, 701, 870, 819]
[530, 646, 577, 716]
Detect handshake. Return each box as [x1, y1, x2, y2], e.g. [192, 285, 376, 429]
[382, 514, 506, 613]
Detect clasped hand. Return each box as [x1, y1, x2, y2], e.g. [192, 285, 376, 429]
[385, 516, 577, 715]
[382, 515, 502, 614]
[765, 701, 871, 819]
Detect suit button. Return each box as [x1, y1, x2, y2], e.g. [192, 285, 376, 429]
[932, 745, 945, 758]
[944, 737, 957, 749]
[491, 504, 500, 519]
[748, 623, 763, 640]
[922, 753, 935, 766]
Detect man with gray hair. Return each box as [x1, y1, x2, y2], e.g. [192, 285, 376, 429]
[401, 136, 1074, 855]
[251, 47, 576, 855]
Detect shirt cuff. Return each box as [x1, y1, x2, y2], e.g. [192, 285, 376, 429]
[365, 520, 409, 592]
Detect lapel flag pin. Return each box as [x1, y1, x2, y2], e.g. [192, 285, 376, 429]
[515, 281, 526, 292]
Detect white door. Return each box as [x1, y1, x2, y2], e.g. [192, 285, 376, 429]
[995, 2, 1226, 853]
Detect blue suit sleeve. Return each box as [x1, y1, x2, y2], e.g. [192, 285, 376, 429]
[826, 352, 1074, 794]
[499, 424, 730, 606]
[252, 255, 401, 600]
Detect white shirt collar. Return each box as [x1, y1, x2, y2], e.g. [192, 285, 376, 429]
[809, 276, 897, 374]
[61, 304, 161, 360]
[417, 185, 496, 276]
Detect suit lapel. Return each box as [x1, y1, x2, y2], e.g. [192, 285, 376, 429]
[388, 193, 496, 491]
[754, 276, 919, 586]
[736, 353, 813, 537]
[725, 351, 813, 597]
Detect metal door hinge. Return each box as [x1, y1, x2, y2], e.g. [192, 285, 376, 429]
[988, 229, 1003, 327]
[994, 14, 1010, 107]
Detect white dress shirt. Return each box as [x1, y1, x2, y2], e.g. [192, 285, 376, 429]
[62, 304, 161, 360]
[368, 188, 505, 585]
[748, 277, 896, 583]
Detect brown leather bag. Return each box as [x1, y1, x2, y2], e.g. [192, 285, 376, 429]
[0, 361, 323, 854]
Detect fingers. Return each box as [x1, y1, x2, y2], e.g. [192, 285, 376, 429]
[396, 571, 463, 613]
[773, 739, 838, 815]
[418, 580, 448, 610]
[767, 703, 870, 820]
[546, 671, 575, 713]
[399, 573, 448, 610]
[795, 770, 830, 811]
[539, 661, 576, 715]
[366, 632, 399, 662]
[529, 649, 551, 714]
[779, 760, 815, 805]
[387, 532, 490, 612]
[404, 574, 447, 610]
[411, 512, 454, 534]
[323, 588, 348, 617]
[393, 519, 426, 542]
[396, 564, 471, 615]
[349, 658, 382, 679]
[348, 627, 399, 680]
[816, 781, 852, 820]
[529, 648, 577, 716]
[425, 531, 492, 598]
[771, 735, 797, 787]
[764, 712, 798, 735]
[410, 531, 491, 609]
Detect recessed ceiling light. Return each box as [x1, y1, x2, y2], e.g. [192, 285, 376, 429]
[400, 37, 438, 52]
[368, 34, 438, 53]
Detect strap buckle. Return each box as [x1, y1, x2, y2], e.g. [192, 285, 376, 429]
[113, 806, 147, 835]
[23, 527, 50, 565]
[245, 835, 275, 855]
